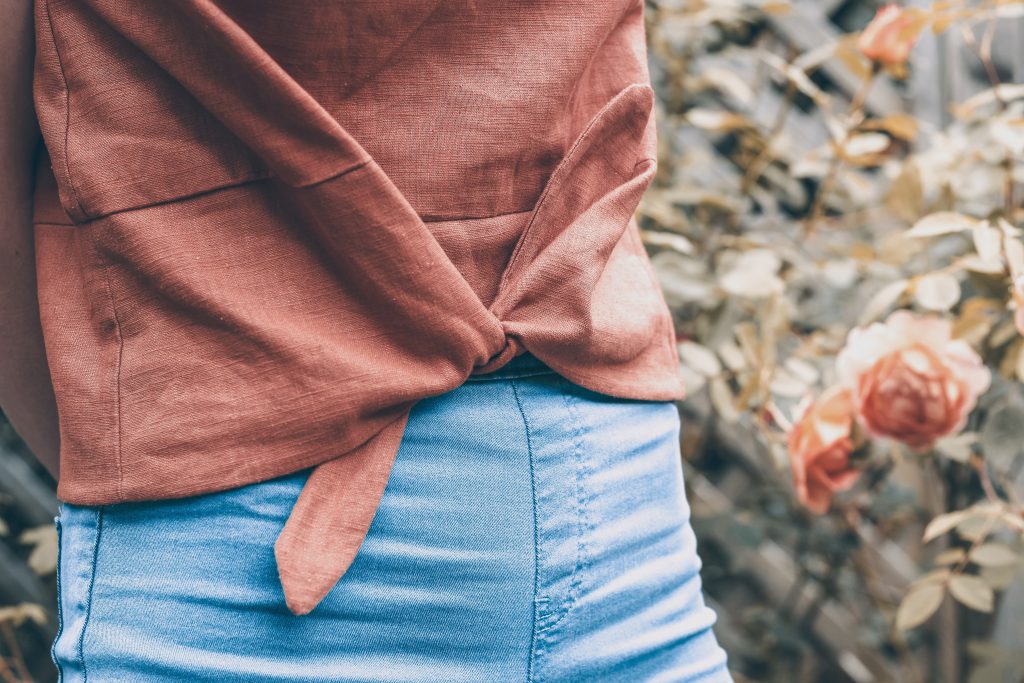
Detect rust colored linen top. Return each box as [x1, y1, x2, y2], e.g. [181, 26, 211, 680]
[31, 0, 686, 616]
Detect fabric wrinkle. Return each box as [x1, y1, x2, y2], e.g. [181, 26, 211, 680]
[32, 0, 689, 617]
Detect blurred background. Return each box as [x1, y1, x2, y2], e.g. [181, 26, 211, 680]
[3, 1, 1024, 682]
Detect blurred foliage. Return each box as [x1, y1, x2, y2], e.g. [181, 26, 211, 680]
[641, 0, 1024, 681]
[4, 1, 1024, 682]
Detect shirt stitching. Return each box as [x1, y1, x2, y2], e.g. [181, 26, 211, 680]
[41, 0, 87, 220]
[53, 167, 538, 226]
[92, 241, 126, 502]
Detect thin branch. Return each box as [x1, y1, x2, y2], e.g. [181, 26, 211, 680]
[0, 623, 29, 683]
[803, 64, 879, 237]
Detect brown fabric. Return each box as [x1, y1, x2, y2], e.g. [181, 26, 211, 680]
[31, 0, 686, 616]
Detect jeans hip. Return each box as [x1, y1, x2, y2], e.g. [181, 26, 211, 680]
[52, 352, 732, 682]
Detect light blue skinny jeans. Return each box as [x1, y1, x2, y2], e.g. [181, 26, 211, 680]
[51, 351, 732, 682]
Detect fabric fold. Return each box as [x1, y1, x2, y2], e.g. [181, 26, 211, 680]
[274, 406, 413, 616]
[36, 0, 687, 618]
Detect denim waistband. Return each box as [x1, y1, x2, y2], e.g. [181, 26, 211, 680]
[465, 350, 557, 381]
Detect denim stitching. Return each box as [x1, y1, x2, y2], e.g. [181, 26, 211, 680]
[508, 379, 540, 683]
[534, 376, 589, 636]
[50, 514, 64, 683]
[79, 507, 105, 683]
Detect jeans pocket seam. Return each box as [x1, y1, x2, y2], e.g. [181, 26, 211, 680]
[51, 511, 65, 683]
[534, 378, 591, 636]
[78, 506, 104, 683]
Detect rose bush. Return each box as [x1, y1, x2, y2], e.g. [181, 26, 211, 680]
[644, 0, 1024, 678]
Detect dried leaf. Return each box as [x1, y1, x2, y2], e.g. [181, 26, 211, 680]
[858, 279, 909, 325]
[886, 161, 924, 222]
[843, 132, 890, 158]
[759, 1, 791, 15]
[948, 575, 994, 612]
[955, 84, 1024, 120]
[1000, 509, 1024, 533]
[700, 67, 755, 106]
[642, 230, 696, 255]
[979, 563, 1019, 590]
[709, 377, 740, 423]
[720, 268, 785, 299]
[973, 221, 1003, 264]
[1004, 236, 1024, 279]
[834, 34, 873, 80]
[718, 341, 747, 373]
[990, 117, 1024, 156]
[970, 543, 1018, 567]
[0, 603, 47, 628]
[678, 341, 722, 377]
[980, 401, 1024, 470]
[934, 432, 977, 464]
[907, 212, 979, 238]
[957, 514, 994, 543]
[687, 108, 750, 132]
[923, 510, 969, 543]
[863, 114, 920, 141]
[783, 357, 819, 385]
[18, 528, 58, 573]
[769, 369, 808, 398]
[896, 583, 944, 631]
[913, 272, 961, 311]
[1015, 340, 1024, 382]
[934, 548, 967, 565]
[19, 525, 58, 576]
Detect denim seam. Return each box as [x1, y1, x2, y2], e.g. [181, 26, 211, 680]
[561, 376, 597, 597]
[533, 376, 589, 637]
[50, 515, 65, 683]
[78, 507, 105, 683]
[508, 380, 540, 683]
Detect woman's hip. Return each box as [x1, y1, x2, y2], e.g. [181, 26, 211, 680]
[52, 353, 731, 682]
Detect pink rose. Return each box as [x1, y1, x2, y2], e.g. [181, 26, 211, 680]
[858, 5, 919, 66]
[788, 385, 862, 515]
[836, 310, 991, 452]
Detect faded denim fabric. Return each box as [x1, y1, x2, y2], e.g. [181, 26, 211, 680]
[52, 352, 731, 682]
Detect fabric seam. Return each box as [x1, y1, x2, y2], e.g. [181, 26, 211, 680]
[94, 246, 125, 502]
[41, 0, 87, 220]
[534, 376, 588, 636]
[495, 82, 652, 301]
[508, 380, 540, 683]
[464, 368, 556, 383]
[50, 514, 64, 683]
[47, 170, 541, 227]
[78, 507, 104, 683]
[65, 172, 275, 225]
